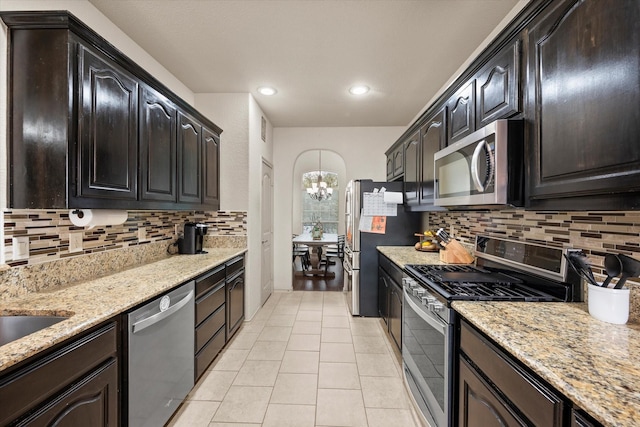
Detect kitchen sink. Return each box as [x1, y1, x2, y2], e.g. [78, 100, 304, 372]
[0, 315, 69, 347]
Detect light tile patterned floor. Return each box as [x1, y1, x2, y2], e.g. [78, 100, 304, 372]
[167, 291, 422, 427]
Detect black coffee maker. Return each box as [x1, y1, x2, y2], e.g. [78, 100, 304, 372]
[178, 222, 209, 254]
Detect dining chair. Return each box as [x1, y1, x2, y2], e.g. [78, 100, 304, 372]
[323, 234, 345, 273]
[292, 234, 311, 271]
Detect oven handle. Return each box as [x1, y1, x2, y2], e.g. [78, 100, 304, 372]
[403, 287, 446, 335]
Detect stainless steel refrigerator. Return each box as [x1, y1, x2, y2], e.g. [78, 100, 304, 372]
[344, 179, 421, 316]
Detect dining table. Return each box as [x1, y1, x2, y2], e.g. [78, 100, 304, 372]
[292, 233, 338, 278]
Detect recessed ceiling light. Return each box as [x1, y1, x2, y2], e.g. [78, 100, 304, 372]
[257, 86, 277, 96]
[349, 85, 370, 95]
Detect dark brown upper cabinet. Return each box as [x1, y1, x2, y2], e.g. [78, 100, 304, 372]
[1, 11, 222, 210]
[526, 0, 640, 210]
[447, 81, 476, 144]
[178, 112, 203, 204]
[403, 107, 448, 211]
[419, 108, 447, 205]
[78, 45, 138, 202]
[203, 128, 221, 208]
[386, 142, 404, 182]
[140, 85, 177, 203]
[476, 39, 521, 128]
[403, 130, 420, 207]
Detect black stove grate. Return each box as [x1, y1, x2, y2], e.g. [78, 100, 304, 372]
[405, 264, 558, 302]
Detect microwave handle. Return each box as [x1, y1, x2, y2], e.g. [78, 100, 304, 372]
[471, 139, 493, 192]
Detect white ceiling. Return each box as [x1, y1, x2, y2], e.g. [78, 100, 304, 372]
[88, 0, 521, 127]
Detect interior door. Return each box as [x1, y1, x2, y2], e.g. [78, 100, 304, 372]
[261, 160, 274, 305]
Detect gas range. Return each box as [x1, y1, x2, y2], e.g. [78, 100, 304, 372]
[401, 236, 582, 427]
[404, 236, 582, 305]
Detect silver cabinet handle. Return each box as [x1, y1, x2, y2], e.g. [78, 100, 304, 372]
[132, 290, 194, 333]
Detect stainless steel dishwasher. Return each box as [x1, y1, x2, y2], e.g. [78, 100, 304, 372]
[127, 280, 195, 427]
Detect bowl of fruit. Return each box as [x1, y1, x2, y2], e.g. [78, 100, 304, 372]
[414, 230, 439, 252]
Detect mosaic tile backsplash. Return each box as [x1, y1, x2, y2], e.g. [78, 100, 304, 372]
[3, 209, 247, 267]
[427, 209, 640, 319]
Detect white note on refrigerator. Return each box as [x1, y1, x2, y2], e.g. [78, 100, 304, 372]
[362, 192, 397, 216]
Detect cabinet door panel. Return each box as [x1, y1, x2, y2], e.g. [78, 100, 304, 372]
[378, 267, 389, 324]
[403, 131, 420, 207]
[447, 81, 475, 143]
[140, 86, 176, 202]
[17, 360, 118, 427]
[459, 358, 526, 427]
[177, 112, 202, 204]
[477, 40, 521, 127]
[388, 284, 402, 351]
[386, 155, 394, 180]
[527, 0, 640, 206]
[227, 271, 245, 338]
[419, 108, 446, 205]
[203, 127, 220, 208]
[392, 145, 404, 178]
[78, 46, 138, 200]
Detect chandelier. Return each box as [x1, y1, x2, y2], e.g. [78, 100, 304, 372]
[307, 150, 333, 201]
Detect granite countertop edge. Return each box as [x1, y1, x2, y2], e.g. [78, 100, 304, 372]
[0, 247, 246, 373]
[377, 245, 640, 427]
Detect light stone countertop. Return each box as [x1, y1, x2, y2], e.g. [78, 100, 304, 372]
[377, 245, 445, 268]
[0, 248, 245, 373]
[454, 301, 640, 427]
[377, 245, 639, 426]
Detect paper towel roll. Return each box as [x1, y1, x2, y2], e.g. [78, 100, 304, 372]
[383, 191, 403, 204]
[69, 209, 128, 229]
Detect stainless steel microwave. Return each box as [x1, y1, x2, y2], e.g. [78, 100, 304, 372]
[434, 119, 524, 208]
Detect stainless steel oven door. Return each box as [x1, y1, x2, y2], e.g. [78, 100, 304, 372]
[344, 253, 360, 315]
[402, 285, 450, 427]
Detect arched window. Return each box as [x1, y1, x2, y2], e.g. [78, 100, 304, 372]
[302, 170, 339, 233]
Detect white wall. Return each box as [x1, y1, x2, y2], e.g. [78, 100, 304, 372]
[195, 93, 251, 211]
[272, 126, 404, 290]
[194, 93, 273, 320]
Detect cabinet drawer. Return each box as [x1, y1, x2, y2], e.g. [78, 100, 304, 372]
[196, 304, 225, 352]
[460, 321, 563, 426]
[195, 265, 225, 299]
[195, 281, 225, 325]
[379, 254, 403, 285]
[0, 322, 117, 425]
[195, 326, 225, 380]
[226, 256, 244, 277]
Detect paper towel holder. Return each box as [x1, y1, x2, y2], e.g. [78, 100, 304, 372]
[71, 209, 85, 219]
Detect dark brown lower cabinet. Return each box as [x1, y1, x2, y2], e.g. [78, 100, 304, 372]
[194, 265, 227, 381]
[459, 320, 564, 427]
[459, 358, 526, 427]
[388, 283, 402, 351]
[0, 322, 119, 426]
[378, 253, 403, 352]
[193, 255, 245, 380]
[226, 266, 245, 339]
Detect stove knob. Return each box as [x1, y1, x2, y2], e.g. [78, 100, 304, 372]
[413, 288, 426, 297]
[402, 277, 417, 288]
[431, 301, 445, 312]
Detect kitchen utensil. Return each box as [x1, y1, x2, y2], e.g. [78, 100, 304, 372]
[613, 254, 640, 289]
[602, 254, 622, 288]
[435, 228, 474, 264]
[564, 252, 599, 287]
[436, 228, 451, 244]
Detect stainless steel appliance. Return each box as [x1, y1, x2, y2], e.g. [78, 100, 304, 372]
[434, 119, 524, 208]
[344, 179, 420, 316]
[178, 222, 209, 254]
[401, 236, 581, 427]
[126, 281, 195, 427]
